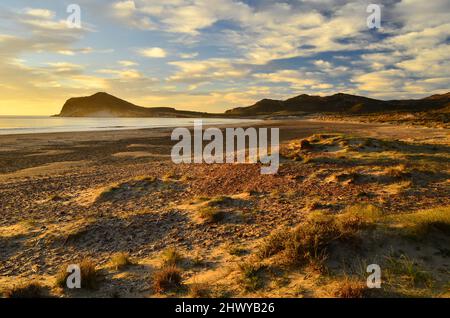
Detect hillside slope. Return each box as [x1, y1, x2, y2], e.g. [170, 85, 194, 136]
[56, 92, 214, 118]
[225, 92, 450, 117]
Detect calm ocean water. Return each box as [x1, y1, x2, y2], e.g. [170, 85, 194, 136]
[0, 116, 258, 135]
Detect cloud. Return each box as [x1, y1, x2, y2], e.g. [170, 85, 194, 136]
[0, 6, 108, 114]
[179, 52, 199, 59]
[353, 69, 406, 94]
[97, 68, 143, 79]
[134, 85, 289, 113]
[111, 0, 373, 65]
[168, 58, 249, 83]
[395, 44, 450, 77]
[24, 8, 54, 19]
[118, 60, 138, 66]
[45, 62, 85, 74]
[137, 47, 167, 58]
[113, 0, 136, 13]
[254, 70, 333, 91]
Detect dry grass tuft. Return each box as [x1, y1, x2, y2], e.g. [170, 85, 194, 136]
[390, 206, 450, 238]
[4, 282, 47, 298]
[189, 283, 210, 298]
[257, 228, 289, 259]
[197, 206, 224, 223]
[340, 204, 383, 225]
[239, 261, 266, 291]
[257, 209, 373, 266]
[161, 247, 183, 266]
[111, 252, 133, 270]
[384, 164, 411, 180]
[152, 266, 183, 293]
[207, 195, 233, 207]
[384, 254, 433, 288]
[227, 244, 246, 256]
[334, 279, 369, 298]
[55, 258, 100, 290]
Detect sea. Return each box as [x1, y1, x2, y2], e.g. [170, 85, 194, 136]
[0, 116, 259, 135]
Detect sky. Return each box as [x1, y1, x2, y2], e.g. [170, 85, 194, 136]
[0, 0, 449, 115]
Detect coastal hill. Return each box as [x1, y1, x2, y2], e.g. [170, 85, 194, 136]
[56, 92, 216, 118]
[225, 92, 450, 116]
[56, 91, 450, 118]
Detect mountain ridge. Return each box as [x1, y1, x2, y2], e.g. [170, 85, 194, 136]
[225, 92, 450, 116]
[56, 91, 450, 118]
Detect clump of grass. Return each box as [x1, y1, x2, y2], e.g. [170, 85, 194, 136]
[161, 247, 183, 266]
[257, 228, 289, 259]
[197, 206, 224, 223]
[256, 210, 370, 266]
[189, 283, 210, 298]
[190, 253, 204, 267]
[207, 196, 233, 207]
[98, 184, 121, 201]
[390, 206, 450, 238]
[111, 252, 132, 270]
[55, 267, 69, 288]
[306, 253, 329, 274]
[4, 282, 47, 298]
[328, 171, 360, 183]
[284, 212, 342, 265]
[227, 244, 246, 256]
[305, 198, 324, 211]
[341, 204, 383, 224]
[55, 258, 100, 290]
[384, 253, 433, 288]
[384, 164, 411, 180]
[239, 262, 265, 291]
[152, 266, 183, 293]
[334, 278, 369, 298]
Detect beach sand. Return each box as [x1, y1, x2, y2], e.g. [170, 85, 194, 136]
[0, 119, 449, 298]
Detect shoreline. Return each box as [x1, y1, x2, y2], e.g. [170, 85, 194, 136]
[0, 118, 445, 138]
[0, 117, 262, 137]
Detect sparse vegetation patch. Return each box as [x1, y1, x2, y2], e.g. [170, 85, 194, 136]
[153, 266, 184, 293]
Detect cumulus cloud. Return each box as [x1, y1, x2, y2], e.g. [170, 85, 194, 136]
[168, 59, 250, 83]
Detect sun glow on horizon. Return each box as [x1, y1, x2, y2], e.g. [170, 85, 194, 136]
[0, 0, 449, 115]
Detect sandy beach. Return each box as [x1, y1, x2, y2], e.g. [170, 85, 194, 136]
[0, 119, 449, 297]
